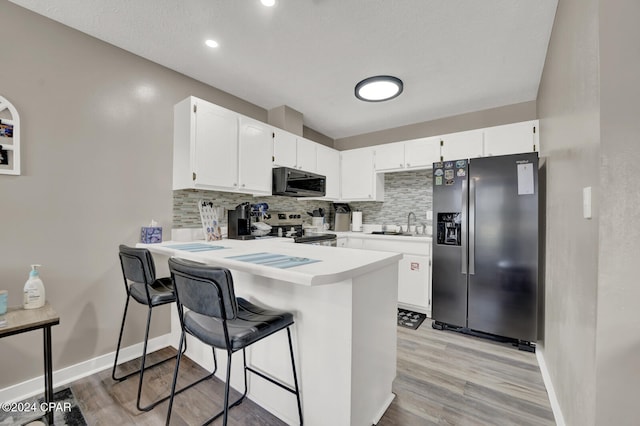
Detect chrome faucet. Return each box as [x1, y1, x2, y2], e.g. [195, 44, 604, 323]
[407, 212, 416, 233]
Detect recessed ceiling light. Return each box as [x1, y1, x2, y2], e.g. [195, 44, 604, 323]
[261, 0, 276, 6]
[355, 76, 404, 102]
[205, 39, 219, 48]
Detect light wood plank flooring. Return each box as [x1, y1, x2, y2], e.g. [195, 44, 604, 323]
[70, 323, 554, 425]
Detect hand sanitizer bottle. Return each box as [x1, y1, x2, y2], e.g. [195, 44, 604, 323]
[23, 264, 45, 309]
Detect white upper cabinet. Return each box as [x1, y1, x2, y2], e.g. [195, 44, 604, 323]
[173, 97, 238, 191]
[483, 120, 539, 157]
[373, 142, 405, 171]
[272, 128, 318, 172]
[272, 128, 297, 168]
[296, 137, 317, 172]
[238, 117, 273, 195]
[374, 137, 441, 172]
[440, 129, 484, 161]
[173, 96, 271, 195]
[404, 137, 441, 169]
[340, 147, 384, 201]
[316, 144, 340, 200]
[193, 100, 238, 189]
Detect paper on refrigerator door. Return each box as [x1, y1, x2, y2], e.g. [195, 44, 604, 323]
[517, 163, 534, 195]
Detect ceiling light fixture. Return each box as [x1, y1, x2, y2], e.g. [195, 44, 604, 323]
[205, 39, 219, 48]
[355, 75, 403, 102]
[261, 0, 276, 7]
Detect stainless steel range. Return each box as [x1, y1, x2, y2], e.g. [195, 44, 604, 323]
[261, 211, 337, 246]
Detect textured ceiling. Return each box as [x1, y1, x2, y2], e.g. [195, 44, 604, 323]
[9, 0, 558, 139]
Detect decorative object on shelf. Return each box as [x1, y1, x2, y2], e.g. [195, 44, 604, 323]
[0, 95, 20, 175]
[199, 200, 224, 241]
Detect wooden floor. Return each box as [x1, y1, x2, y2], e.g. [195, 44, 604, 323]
[70, 323, 554, 425]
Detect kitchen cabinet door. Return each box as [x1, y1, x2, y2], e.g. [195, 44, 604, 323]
[483, 120, 539, 156]
[296, 137, 317, 172]
[272, 128, 297, 168]
[316, 144, 340, 200]
[173, 97, 239, 191]
[340, 147, 384, 201]
[398, 254, 431, 314]
[238, 117, 273, 195]
[440, 129, 483, 161]
[374, 142, 405, 171]
[346, 237, 364, 249]
[404, 137, 441, 169]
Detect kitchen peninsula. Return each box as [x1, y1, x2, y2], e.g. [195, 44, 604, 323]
[139, 238, 401, 426]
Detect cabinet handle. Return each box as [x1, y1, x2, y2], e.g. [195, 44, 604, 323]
[400, 163, 403, 167]
[406, 163, 411, 167]
[233, 183, 237, 186]
[241, 184, 245, 187]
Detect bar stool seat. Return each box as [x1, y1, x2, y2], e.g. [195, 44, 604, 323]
[129, 277, 175, 305]
[185, 298, 293, 350]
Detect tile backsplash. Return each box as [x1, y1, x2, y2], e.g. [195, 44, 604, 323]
[173, 169, 433, 231]
[173, 189, 333, 228]
[350, 170, 433, 228]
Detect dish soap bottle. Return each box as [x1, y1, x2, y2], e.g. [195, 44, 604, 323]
[23, 264, 45, 309]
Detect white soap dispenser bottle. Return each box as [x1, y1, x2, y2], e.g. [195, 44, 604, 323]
[23, 264, 45, 309]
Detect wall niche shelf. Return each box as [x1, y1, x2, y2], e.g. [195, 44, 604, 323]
[0, 96, 20, 175]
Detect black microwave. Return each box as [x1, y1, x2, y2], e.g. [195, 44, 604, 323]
[272, 167, 326, 197]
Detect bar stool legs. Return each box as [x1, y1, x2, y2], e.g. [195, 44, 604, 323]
[166, 326, 303, 426]
[111, 296, 197, 411]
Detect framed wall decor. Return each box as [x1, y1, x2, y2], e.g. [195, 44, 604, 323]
[0, 96, 20, 175]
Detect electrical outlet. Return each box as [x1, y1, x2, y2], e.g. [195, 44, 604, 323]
[426, 211, 433, 221]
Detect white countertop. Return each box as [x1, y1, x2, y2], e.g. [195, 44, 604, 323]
[138, 238, 402, 286]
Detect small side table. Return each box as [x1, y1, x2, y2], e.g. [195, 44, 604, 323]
[0, 303, 60, 425]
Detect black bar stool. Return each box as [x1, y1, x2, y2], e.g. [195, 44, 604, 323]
[112, 245, 216, 411]
[166, 257, 303, 426]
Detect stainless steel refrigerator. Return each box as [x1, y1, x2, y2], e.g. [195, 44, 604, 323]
[431, 152, 539, 344]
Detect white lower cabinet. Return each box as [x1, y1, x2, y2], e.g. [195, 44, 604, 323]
[398, 254, 431, 316]
[344, 236, 432, 316]
[345, 237, 364, 249]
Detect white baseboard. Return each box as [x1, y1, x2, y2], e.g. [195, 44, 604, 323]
[373, 393, 395, 424]
[0, 333, 173, 403]
[536, 344, 566, 426]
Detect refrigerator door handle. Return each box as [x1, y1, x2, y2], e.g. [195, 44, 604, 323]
[461, 179, 468, 274]
[469, 177, 476, 275]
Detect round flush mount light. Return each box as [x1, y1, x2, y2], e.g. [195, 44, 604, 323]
[355, 75, 403, 102]
[261, 0, 276, 6]
[205, 39, 219, 48]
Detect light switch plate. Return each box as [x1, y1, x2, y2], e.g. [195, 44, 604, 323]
[426, 211, 433, 221]
[583, 187, 592, 219]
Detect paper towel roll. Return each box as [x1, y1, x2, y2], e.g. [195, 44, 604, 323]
[352, 211, 363, 232]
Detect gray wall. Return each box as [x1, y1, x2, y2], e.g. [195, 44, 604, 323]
[536, 0, 599, 423]
[535, 0, 626, 424]
[0, 2, 275, 388]
[334, 101, 536, 150]
[595, 0, 640, 424]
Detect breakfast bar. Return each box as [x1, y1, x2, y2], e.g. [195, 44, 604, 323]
[139, 239, 402, 426]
